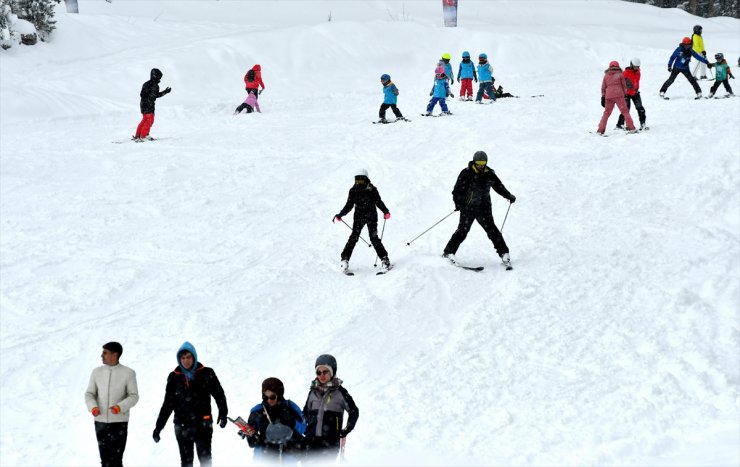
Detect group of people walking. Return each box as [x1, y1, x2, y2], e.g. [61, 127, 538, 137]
[85, 342, 358, 466]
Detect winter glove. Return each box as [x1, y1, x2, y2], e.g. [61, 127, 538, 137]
[508, 194, 516, 204]
[731, 74, 736, 79]
[384, 212, 391, 220]
[91, 407, 101, 417]
[163, 87, 172, 94]
[217, 414, 227, 428]
[454, 204, 461, 212]
[668, 66, 672, 72]
[429, 91, 433, 96]
[153, 429, 161, 443]
[474, 78, 478, 83]
[457, 78, 460, 83]
[110, 405, 121, 415]
[333, 215, 342, 223]
[258, 89, 263, 95]
[600, 96, 605, 108]
[702, 51, 707, 57]
[449, 93, 455, 98]
[340, 429, 350, 438]
[708, 63, 714, 69]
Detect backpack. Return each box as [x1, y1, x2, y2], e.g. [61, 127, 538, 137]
[246, 69, 256, 82]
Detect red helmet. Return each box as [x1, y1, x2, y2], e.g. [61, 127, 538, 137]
[681, 37, 691, 45]
[609, 60, 620, 68]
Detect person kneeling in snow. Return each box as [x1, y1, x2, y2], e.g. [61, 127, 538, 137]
[234, 91, 261, 115]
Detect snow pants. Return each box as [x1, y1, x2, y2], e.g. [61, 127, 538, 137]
[476, 82, 495, 102]
[709, 79, 733, 95]
[94, 421, 128, 467]
[174, 421, 213, 467]
[692, 59, 708, 78]
[304, 437, 340, 464]
[426, 97, 449, 113]
[235, 103, 254, 114]
[660, 68, 702, 94]
[135, 113, 155, 138]
[598, 97, 635, 133]
[379, 103, 403, 119]
[459, 78, 474, 98]
[443, 208, 508, 257]
[617, 93, 646, 127]
[341, 218, 388, 261]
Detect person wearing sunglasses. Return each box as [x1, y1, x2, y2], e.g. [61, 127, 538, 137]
[302, 354, 359, 462]
[242, 377, 306, 464]
[443, 151, 516, 268]
[152, 341, 228, 467]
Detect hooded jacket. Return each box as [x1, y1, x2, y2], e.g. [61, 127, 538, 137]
[140, 68, 168, 114]
[452, 162, 513, 210]
[337, 178, 389, 223]
[382, 82, 399, 105]
[601, 66, 628, 100]
[154, 342, 228, 431]
[303, 378, 359, 447]
[246, 399, 306, 452]
[244, 64, 265, 91]
[623, 66, 641, 96]
[85, 363, 139, 423]
[668, 45, 709, 71]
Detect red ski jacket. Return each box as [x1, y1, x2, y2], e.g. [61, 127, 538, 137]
[244, 64, 265, 91]
[623, 66, 640, 96]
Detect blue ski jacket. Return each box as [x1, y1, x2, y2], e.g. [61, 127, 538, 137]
[668, 45, 709, 71]
[458, 60, 477, 80]
[443, 62, 454, 82]
[477, 62, 494, 82]
[430, 78, 451, 98]
[382, 82, 399, 104]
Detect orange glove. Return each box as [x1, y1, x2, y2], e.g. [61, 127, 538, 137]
[110, 405, 121, 415]
[91, 407, 101, 417]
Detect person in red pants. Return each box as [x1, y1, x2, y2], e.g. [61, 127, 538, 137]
[133, 68, 171, 142]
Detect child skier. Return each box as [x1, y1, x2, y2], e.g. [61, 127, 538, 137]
[234, 91, 261, 115]
[617, 58, 647, 130]
[378, 74, 406, 123]
[659, 37, 712, 99]
[475, 53, 495, 103]
[441, 53, 454, 83]
[597, 61, 637, 135]
[708, 53, 735, 98]
[333, 169, 392, 274]
[424, 71, 453, 116]
[457, 51, 477, 101]
[133, 68, 171, 142]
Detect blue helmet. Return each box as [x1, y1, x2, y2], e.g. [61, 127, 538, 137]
[462, 51, 470, 58]
[479, 53, 487, 60]
[380, 74, 390, 82]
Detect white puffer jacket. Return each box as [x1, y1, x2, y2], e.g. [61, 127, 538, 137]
[85, 364, 139, 423]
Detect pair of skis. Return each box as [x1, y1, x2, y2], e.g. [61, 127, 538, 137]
[343, 264, 393, 276]
[372, 118, 411, 124]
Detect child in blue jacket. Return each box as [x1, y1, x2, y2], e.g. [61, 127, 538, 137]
[424, 72, 453, 116]
[378, 74, 406, 123]
[457, 51, 477, 100]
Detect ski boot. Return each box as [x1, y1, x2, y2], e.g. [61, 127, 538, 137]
[340, 260, 349, 273]
[381, 257, 391, 272]
[501, 253, 512, 270]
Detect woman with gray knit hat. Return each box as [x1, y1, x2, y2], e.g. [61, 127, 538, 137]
[242, 377, 306, 464]
[302, 354, 359, 462]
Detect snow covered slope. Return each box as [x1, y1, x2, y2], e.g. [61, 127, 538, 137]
[1, 1, 738, 465]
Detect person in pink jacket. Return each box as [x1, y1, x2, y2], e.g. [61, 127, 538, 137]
[597, 61, 636, 135]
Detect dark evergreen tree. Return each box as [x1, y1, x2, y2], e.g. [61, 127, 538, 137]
[623, 0, 738, 18]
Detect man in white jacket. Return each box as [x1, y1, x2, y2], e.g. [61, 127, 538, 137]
[85, 342, 139, 467]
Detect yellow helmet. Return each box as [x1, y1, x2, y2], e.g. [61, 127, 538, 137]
[442, 53, 451, 60]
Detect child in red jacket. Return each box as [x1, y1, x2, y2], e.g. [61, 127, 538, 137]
[617, 58, 647, 131]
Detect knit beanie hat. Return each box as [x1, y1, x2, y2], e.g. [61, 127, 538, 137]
[314, 354, 337, 378]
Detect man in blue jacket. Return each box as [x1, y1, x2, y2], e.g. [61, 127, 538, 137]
[659, 37, 712, 99]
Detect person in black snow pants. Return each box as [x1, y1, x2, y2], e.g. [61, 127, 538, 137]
[153, 342, 228, 467]
[302, 354, 359, 463]
[133, 68, 171, 142]
[443, 151, 516, 268]
[333, 169, 392, 273]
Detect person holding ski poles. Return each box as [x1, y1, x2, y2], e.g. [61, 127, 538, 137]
[153, 342, 228, 467]
[333, 169, 392, 274]
[659, 37, 712, 99]
[302, 354, 359, 463]
[240, 377, 306, 465]
[244, 64, 265, 98]
[443, 151, 516, 269]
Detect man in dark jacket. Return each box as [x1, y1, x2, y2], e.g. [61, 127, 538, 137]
[333, 169, 392, 273]
[133, 68, 171, 142]
[153, 342, 228, 467]
[443, 151, 516, 268]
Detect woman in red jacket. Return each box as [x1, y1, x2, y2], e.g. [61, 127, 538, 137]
[244, 64, 265, 99]
[617, 58, 647, 131]
[597, 61, 636, 135]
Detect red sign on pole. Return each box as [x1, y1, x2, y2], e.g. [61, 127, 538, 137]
[443, 0, 458, 27]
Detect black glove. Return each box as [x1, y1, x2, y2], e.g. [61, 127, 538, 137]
[164, 87, 171, 94]
[238, 430, 248, 440]
[217, 414, 227, 428]
[429, 91, 433, 96]
[508, 194, 516, 204]
[668, 66, 672, 72]
[454, 204, 461, 211]
[474, 78, 478, 83]
[333, 214, 342, 223]
[449, 93, 455, 98]
[259, 89, 263, 95]
[600, 96, 605, 108]
[701, 51, 707, 57]
[730, 74, 736, 79]
[708, 63, 714, 69]
[456, 78, 460, 83]
[153, 429, 161, 443]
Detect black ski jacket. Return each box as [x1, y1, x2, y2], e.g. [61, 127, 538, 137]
[337, 179, 389, 223]
[452, 162, 513, 211]
[140, 79, 168, 114]
[246, 399, 306, 452]
[302, 379, 359, 448]
[154, 363, 228, 430]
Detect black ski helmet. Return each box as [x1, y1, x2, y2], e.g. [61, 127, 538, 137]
[315, 354, 337, 377]
[473, 151, 488, 163]
[150, 68, 163, 81]
[693, 24, 702, 35]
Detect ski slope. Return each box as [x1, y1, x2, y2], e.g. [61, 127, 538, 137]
[1, 1, 739, 465]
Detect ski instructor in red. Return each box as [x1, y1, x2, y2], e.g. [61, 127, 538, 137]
[133, 68, 171, 142]
[244, 64, 265, 98]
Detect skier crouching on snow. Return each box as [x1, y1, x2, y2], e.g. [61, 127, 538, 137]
[333, 169, 392, 273]
[378, 74, 405, 123]
[133, 68, 171, 142]
[597, 61, 637, 135]
[443, 151, 516, 268]
[659, 37, 712, 99]
[234, 91, 261, 115]
[302, 354, 359, 462]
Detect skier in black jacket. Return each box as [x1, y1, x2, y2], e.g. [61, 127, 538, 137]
[133, 68, 171, 142]
[443, 151, 516, 268]
[153, 342, 228, 467]
[333, 169, 392, 273]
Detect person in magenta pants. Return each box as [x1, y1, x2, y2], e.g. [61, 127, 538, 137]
[597, 61, 636, 135]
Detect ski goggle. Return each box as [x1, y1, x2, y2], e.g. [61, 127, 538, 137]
[262, 394, 278, 401]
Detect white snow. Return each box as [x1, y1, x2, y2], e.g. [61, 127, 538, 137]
[1, 0, 739, 466]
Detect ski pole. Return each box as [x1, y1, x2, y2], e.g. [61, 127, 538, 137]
[406, 209, 456, 246]
[500, 202, 512, 233]
[335, 217, 372, 247]
[339, 436, 346, 463]
[374, 218, 387, 267]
